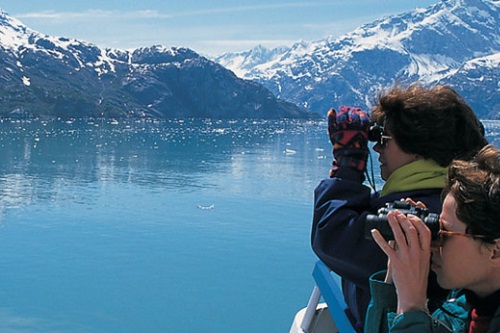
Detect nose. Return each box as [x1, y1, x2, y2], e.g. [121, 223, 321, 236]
[373, 142, 381, 153]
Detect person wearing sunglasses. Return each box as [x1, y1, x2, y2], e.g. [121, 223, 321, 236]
[311, 84, 488, 332]
[365, 144, 500, 333]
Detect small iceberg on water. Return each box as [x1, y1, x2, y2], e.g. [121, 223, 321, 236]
[197, 204, 215, 210]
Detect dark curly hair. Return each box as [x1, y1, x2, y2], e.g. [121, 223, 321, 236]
[371, 84, 487, 167]
[442, 145, 500, 242]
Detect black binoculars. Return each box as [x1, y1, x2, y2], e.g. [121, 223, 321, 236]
[365, 201, 440, 240]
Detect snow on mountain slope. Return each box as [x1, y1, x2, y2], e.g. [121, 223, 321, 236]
[0, 9, 313, 119]
[216, 0, 500, 118]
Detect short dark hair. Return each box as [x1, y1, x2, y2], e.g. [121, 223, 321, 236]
[442, 145, 500, 241]
[371, 84, 487, 167]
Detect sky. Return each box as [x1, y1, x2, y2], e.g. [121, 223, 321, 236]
[0, 0, 438, 57]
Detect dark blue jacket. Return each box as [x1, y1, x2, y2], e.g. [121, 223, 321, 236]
[311, 172, 446, 332]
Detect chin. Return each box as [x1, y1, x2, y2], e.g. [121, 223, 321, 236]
[436, 275, 454, 291]
[380, 170, 388, 181]
[379, 165, 390, 181]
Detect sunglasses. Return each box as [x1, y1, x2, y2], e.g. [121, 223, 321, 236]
[437, 218, 490, 247]
[368, 124, 393, 147]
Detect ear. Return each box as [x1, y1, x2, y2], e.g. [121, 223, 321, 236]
[491, 240, 500, 263]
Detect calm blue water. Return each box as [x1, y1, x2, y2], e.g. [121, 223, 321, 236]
[0, 118, 498, 333]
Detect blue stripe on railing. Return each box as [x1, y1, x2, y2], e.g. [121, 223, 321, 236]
[312, 261, 356, 333]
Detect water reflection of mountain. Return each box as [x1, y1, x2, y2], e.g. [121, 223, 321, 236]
[0, 118, 325, 209]
[1, 118, 499, 212]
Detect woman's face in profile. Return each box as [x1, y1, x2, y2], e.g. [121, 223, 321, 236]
[373, 131, 417, 180]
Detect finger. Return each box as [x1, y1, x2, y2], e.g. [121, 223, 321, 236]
[397, 212, 420, 247]
[370, 229, 395, 257]
[407, 214, 432, 252]
[385, 259, 393, 283]
[327, 109, 338, 131]
[384, 264, 393, 283]
[403, 198, 416, 205]
[414, 200, 426, 209]
[350, 110, 360, 124]
[403, 198, 426, 209]
[327, 108, 337, 119]
[387, 211, 409, 247]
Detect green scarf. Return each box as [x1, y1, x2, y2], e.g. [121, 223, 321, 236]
[380, 159, 447, 197]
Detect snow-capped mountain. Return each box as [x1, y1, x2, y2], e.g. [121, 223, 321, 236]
[214, 44, 291, 78]
[216, 0, 500, 118]
[0, 9, 314, 119]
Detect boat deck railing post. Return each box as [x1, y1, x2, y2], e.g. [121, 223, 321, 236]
[300, 285, 322, 332]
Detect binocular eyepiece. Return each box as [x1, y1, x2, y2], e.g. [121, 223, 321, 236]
[365, 201, 440, 240]
[368, 123, 383, 142]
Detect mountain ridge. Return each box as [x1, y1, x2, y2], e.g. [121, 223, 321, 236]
[216, 0, 500, 119]
[0, 9, 315, 119]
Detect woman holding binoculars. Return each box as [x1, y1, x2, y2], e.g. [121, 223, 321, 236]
[311, 84, 488, 332]
[366, 144, 500, 333]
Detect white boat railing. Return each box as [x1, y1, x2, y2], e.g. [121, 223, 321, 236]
[301, 285, 322, 330]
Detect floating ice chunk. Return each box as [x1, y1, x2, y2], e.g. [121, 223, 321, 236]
[197, 204, 215, 210]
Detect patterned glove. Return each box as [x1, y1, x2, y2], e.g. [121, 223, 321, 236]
[327, 106, 370, 178]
